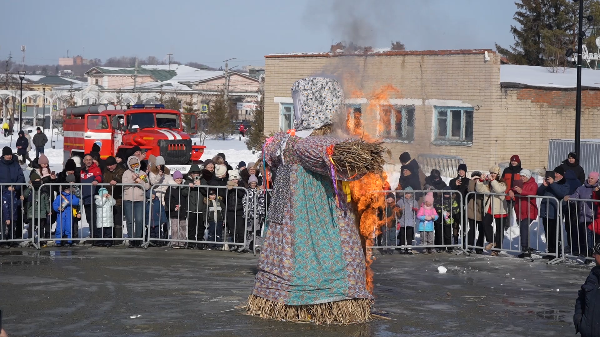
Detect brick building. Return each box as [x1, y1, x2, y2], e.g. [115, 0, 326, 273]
[263, 49, 600, 172]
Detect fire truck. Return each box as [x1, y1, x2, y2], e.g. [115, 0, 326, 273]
[63, 104, 205, 173]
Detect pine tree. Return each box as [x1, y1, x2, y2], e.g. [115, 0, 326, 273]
[496, 0, 600, 67]
[208, 91, 232, 139]
[245, 96, 265, 151]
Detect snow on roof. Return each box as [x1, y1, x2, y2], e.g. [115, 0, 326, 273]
[120, 80, 192, 91]
[501, 64, 600, 89]
[141, 65, 223, 83]
[53, 82, 89, 90]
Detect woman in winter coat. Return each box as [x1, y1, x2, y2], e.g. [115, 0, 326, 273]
[22, 154, 56, 246]
[538, 166, 570, 257]
[94, 187, 116, 247]
[226, 169, 246, 251]
[475, 166, 508, 256]
[122, 156, 150, 247]
[512, 169, 539, 258]
[165, 171, 188, 248]
[503, 155, 522, 209]
[564, 172, 600, 257]
[466, 171, 485, 253]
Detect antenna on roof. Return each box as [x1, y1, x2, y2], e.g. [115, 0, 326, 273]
[20, 45, 25, 70]
[167, 53, 173, 70]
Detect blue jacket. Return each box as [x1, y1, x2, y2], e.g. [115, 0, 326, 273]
[53, 191, 80, 229]
[564, 170, 581, 195]
[574, 266, 600, 336]
[568, 181, 600, 223]
[2, 189, 20, 223]
[0, 157, 25, 191]
[16, 136, 28, 155]
[538, 180, 570, 219]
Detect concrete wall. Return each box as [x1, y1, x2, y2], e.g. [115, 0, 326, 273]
[263, 50, 600, 172]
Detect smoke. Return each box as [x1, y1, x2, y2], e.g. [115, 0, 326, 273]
[303, 0, 400, 47]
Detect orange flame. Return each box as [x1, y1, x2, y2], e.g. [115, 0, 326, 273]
[349, 172, 390, 293]
[345, 84, 400, 141]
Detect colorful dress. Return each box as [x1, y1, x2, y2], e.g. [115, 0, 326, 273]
[247, 132, 372, 324]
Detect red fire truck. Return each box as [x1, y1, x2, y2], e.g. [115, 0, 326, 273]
[63, 104, 205, 173]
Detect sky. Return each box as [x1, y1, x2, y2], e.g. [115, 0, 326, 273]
[0, 0, 518, 68]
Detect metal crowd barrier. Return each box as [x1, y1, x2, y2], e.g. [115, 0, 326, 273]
[561, 197, 599, 262]
[0, 183, 33, 248]
[464, 191, 563, 264]
[251, 188, 272, 255]
[147, 184, 250, 250]
[36, 183, 146, 249]
[367, 189, 465, 253]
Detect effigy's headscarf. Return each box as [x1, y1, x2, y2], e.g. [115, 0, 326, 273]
[291, 77, 344, 131]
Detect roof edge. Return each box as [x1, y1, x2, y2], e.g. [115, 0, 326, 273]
[265, 49, 495, 59]
[501, 82, 600, 91]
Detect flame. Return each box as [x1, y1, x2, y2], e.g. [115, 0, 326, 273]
[345, 84, 400, 141]
[349, 171, 390, 293]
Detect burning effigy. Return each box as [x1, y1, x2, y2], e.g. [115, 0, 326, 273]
[246, 77, 387, 324]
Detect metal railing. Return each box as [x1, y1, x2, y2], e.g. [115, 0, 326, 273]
[561, 197, 599, 262]
[251, 188, 272, 255]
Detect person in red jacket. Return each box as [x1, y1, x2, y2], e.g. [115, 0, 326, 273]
[512, 169, 538, 258]
[239, 124, 246, 137]
[80, 154, 103, 241]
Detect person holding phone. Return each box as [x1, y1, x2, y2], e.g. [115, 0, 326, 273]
[475, 166, 508, 256]
[538, 166, 570, 259]
[450, 163, 470, 245]
[186, 164, 207, 249]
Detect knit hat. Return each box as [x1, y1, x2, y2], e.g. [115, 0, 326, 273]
[215, 164, 227, 178]
[404, 186, 413, 192]
[72, 156, 82, 168]
[18, 130, 24, 136]
[510, 155, 521, 164]
[65, 159, 77, 172]
[38, 154, 49, 165]
[92, 143, 101, 153]
[554, 166, 566, 176]
[424, 192, 434, 204]
[98, 187, 108, 196]
[36, 127, 41, 131]
[237, 161, 246, 169]
[248, 174, 258, 184]
[489, 166, 500, 175]
[568, 152, 578, 160]
[430, 169, 441, 179]
[188, 164, 202, 174]
[520, 169, 532, 179]
[590, 172, 600, 180]
[228, 169, 241, 181]
[208, 189, 217, 196]
[173, 170, 183, 179]
[105, 156, 117, 166]
[471, 171, 482, 178]
[155, 156, 166, 166]
[2, 146, 11, 156]
[130, 146, 142, 154]
[399, 152, 411, 164]
[457, 163, 467, 172]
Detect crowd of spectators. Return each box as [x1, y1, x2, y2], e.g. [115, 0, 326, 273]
[0, 143, 271, 252]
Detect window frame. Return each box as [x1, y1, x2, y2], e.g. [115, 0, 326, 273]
[433, 106, 473, 146]
[378, 104, 415, 143]
[279, 103, 294, 132]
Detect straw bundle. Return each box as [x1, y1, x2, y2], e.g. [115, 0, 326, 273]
[246, 295, 372, 325]
[331, 140, 388, 177]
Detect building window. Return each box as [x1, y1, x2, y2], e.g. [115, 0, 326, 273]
[434, 107, 473, 145]
[280, 103, 294, 131]
[346, 105, 363, 135]
[379, 105, 415, 142]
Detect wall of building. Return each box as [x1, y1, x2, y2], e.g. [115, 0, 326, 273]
[263, 51, 600, 172]
[194, 74, 260, 93]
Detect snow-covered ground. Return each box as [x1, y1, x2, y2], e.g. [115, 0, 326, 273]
[195, 136, 261, 168]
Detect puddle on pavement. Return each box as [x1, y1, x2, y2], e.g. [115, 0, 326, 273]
[535, 309, 568, 321]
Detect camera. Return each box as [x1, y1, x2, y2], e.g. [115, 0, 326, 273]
[194, 176, 201, 181]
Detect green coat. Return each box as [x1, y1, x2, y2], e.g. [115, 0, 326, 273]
[24, 170, 53, 220]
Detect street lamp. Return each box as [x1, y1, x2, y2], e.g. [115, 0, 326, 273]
[18, 71, 25, 131]
[42, 87, 46, 131]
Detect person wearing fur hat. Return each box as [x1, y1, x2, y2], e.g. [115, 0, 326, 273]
[417, 192, 438, 254]
[225, 169, 246, 251]
[512, 169, 539, 258]
[122, 156, 150, 247]
[538, 166, 570, 258]
[475, 166, 508, 256]
[32, 127, 48, 159]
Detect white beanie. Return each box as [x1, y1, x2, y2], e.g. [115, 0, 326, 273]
[520, 169, 532, 179]
[156, 156, 166, 166]
[215, 164, 227, 178]
[228, 169, 241, 181]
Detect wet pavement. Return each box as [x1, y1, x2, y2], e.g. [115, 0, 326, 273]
[0, 246, 591, 336]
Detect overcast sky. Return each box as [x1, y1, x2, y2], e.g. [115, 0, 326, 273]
[0, 0, 518, 68]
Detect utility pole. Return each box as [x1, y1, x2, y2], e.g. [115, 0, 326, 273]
[167, 53, 173, 70]
[575, 0, 584, 159]
[132, 57, 138, 93]
[223, 58, 236, 104]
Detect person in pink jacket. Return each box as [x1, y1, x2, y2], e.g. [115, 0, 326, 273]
[417, 192, 439, 254]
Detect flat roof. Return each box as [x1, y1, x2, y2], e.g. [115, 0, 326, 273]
[265, 49, 494, 58]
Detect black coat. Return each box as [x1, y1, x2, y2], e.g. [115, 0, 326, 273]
[424, 175, 447, 191]
[16, 136, 28, 155]
[449, 176, 470, 201]
[575, 266, 600, 336]
[561, 159, 586, 186]
[165, 185, 188, 219]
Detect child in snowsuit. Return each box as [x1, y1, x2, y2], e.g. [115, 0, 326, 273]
[204, 189, 225, 250]
[417, 192, 439, 254]
[94, 187, 116, 247]
[433, 187, 461, 251]
[377, 192, 402, 254]
[396, 186, 420, 254]
[53, 185, 80, 247]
